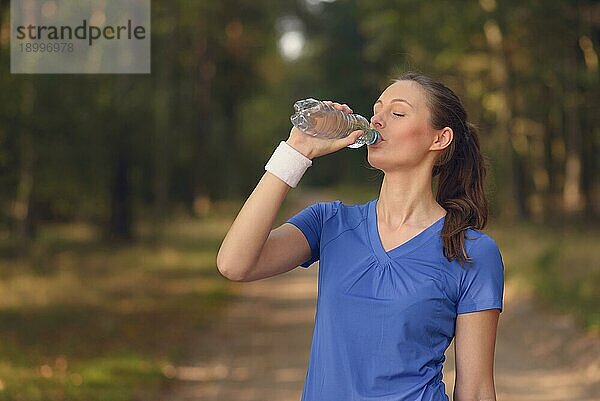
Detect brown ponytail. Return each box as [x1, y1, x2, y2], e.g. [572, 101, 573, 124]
[394, 72, 488, 268]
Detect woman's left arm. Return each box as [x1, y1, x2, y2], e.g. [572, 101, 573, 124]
[453, 308, 500, 401]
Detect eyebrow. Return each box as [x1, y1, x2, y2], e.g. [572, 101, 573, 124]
[374, 98, 415, 109]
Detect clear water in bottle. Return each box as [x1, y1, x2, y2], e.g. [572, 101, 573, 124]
[290, 98, 380, 148]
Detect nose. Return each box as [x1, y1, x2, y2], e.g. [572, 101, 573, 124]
[370, 112, 384, 130]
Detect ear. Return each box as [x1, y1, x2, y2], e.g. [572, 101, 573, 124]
[430, 127, 453, 151]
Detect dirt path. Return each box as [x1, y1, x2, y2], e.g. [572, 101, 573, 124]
[156, 265, 599, 401]
[156, 269, 318, 401]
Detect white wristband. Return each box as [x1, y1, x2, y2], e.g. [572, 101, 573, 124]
[265, 141, 312, 188]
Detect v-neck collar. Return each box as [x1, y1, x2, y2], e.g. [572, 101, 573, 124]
[367, 198, 446, 264]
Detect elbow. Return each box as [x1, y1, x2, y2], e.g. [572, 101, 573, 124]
[217, 265, 247, 282]
[453, 386, 496, 401]
[453, 394, 496, 401]
[216, 252, 248, 282]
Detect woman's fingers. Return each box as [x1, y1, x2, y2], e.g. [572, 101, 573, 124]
[335, 103, 352, 113]
[349, 129, 363, 143]
[288, 125, 365, 158]
[338, 130, 363, 148]
[323, 100, 353, 114]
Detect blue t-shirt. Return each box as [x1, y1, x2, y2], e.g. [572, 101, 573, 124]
[286, 198, 504, 401]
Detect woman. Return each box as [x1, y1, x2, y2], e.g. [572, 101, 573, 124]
[217, 72, 504, 401]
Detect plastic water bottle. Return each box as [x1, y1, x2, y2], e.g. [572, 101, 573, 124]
[290, 98, 380, 148]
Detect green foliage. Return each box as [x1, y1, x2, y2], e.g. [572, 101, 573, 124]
[533, 239, 600, 331]
[489, 220, 600, 332]
[1, 0, 598, 229]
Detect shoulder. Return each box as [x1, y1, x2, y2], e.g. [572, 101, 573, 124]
[336, 199, 370, 216]
[463, 229, 502, 261]
[308, 198, 371, 221]
[455, 228, 505, 313]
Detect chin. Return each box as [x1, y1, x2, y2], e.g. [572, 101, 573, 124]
[367, 151, 417, 172]
[366, 153, 388, 171]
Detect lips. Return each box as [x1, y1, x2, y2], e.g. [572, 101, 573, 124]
[369, 136, 385, 147]
[373, 129, 384, 141]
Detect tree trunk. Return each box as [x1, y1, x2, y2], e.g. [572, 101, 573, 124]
[577, 5, 598, 221]
[109, 143, 133, 242]
[108, 79, 134, 242]
[191, 35, 215, 217]
[13, 80, 36, 245]
[482, 16, 526, 220]
[544, 86, 563, 220]
[562, 43, 584, 217]
[153, 9, 173, 240]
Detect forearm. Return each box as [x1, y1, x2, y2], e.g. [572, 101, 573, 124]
[215, 121, 361, 280]
[216, 171, 292, 280]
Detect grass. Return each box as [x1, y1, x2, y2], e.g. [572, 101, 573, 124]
[0, 213, 234, 401]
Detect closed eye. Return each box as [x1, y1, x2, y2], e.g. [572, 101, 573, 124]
[393, 113, 405, 117]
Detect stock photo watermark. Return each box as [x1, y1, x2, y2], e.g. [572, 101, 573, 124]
[11, 0, 150, 74]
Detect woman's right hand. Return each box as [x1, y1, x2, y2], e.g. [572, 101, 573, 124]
[285, 101, 365, 160]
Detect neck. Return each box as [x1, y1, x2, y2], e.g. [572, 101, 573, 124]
[377, 168, 446, 230]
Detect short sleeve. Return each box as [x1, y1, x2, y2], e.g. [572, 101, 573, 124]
[456, 235, 505, 314]
[285, 201, 340, 268]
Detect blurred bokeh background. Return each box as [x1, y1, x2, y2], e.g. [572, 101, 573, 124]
[0, 0, 598, 400]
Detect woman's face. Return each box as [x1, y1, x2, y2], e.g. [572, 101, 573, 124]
[367, 80, 445, 172]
